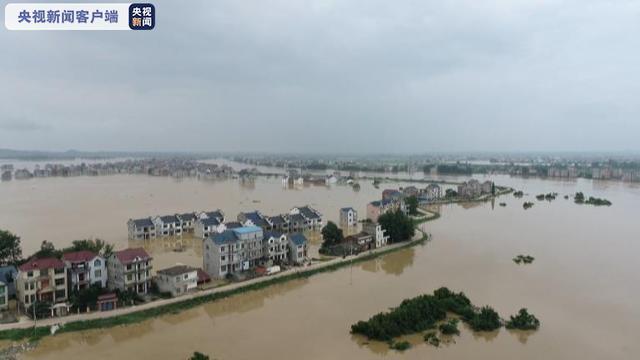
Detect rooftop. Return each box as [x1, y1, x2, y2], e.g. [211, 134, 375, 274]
[19, 257, 65, 272]
[62, 250, 98, 263]
[113, 247, 151, 264]
[157, 264, 197, 276]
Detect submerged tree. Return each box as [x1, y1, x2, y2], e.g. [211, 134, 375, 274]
[0, 229, 22, 265]
[378, 210, 415, 243]
[321, 221, 344, 249]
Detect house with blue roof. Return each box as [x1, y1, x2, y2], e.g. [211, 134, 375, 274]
[237, 211, 269, 228]
[203, 226, 264, 279]
[288, 233, 308, 264]
[127, 217, 156, 240]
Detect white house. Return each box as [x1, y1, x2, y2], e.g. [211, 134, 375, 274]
[339, 207, 358, 227]
[155, 265, 198, 297]
[288, 233, 308, 265]
[362, 222, 389, 248]
[62, 251, 107, 291]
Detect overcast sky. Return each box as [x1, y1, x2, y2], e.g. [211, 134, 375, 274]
[1, 0, 640, 153]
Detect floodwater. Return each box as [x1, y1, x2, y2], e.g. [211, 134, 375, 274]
[2, 168, 640, 359]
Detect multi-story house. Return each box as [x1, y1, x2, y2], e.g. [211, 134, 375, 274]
[238, 211, 269, 228]
[288, 233, 308, 265]
[16, 258, 68, 316]
[107, 248, 153, 295]
[177, 213, 197, 234]
[290, 206, 323, 230]
[382, 189, 404, 201]
[62, 251, 107, 292]
[366, 199, 404, 222]
[0, 265, 17, 299]
[362, 222, 389, 248]
[339, 207, 358, 227]
[287, 213, 307, 232]
[203, 226, 264, 279]
[263, 231, 288, 263]
[153, 215, 183, 237]
[196, 210, 224, 222]
[194, 217, 226, 239]
[267, 215, 289, 232]
[424, 184, 442, 201]
[127, 217, 156, 240]
[155, 265, 198, 297]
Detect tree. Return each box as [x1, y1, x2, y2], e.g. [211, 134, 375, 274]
[378, 210, 415, 243]
[405, 196, 418, 215]
[190, 352, 210, 360]
[33, 240, 61, 259]
[0, 230, 22, 265]
[445, 189, 458, 198]
[70, 239, 114, 257]
[321, 221, 343, 248]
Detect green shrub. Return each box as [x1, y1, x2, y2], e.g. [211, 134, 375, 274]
[439, 319, 460, 335]
[506, 308, 540, 330]
[390, 341, 411, 351]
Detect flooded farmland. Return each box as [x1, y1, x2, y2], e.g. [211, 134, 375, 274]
[2, 169, 640, 359]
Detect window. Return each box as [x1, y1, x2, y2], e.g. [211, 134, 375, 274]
[127, 274, 133, 281]
[55, 278, 64, 286]
[221, 255, 226, 261]
[94, 259, 101, 267]
[183, 274, 188, 280]
[126, 264, 133, 271]
[27, 271, 33, 278]
[221, 265, 227, 272]
[95, 269, 102, 278]
[24, 295, 29, 304]
[220, 246, 225, 252]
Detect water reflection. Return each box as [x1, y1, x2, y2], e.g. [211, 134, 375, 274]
[359, 247, 415, 276]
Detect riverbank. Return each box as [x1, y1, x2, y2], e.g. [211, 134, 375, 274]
[0, 219, 436, 347]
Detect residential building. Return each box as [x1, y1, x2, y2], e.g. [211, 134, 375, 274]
[127, 218, 156, 240]
[0, 265, 17, 298]
[194, 217, 226, 239]
[177, 213, 197, 233]
[153, 215, 183, 237]
[362, 222, 389, 248]
[197, 210, 225, 222]
[107, 248, 153, 295]
[62, 251, 107, 292]
[287, 213, 307, 232]
[382, 189, 404, 201]
[424, 184, 442, 201]
[402, 186, 419, 198]
[289, 206, 323, 231]
[267, 215, 289, 232]
[155, 265, 198, 297]
[203, 226, 264, 279]
[263, 231, 288, 263]
[238, 211, 269, 228]
[457, 179, 482, 198]
[344, 232, 374, 251]
[288, 233, 308, 265]
[339, 207, 358, 227]
[16, 258, 69, 316]
[366, 199, 404, 222]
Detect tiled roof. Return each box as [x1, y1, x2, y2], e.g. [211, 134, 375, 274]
[232, 226, 263, 235]
[62, 250, 98, 263]
[200, 217, 221, 226]
[268, 215, 287, 225]
[114, 248, 151, 264]
[264, 231, 283, 239]
[210, 230, 238, 245]
[157, 265, 197, 276]
[224, 221, 242, 229]
[177, 213, 196, 221]
[288, 213, 306, 223]
[159, 215, 179, 223]
[289, 233, 307, 246]
[131, 218, 154, 228]
[19, 257, 65, 272]
[298, 206, 321, 219]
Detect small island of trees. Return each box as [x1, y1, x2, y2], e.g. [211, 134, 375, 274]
[574, 192, 612, 206]
[351, 287, 539, 348]
[513, 254, 535, 264]
[513, 190, 524, 198]
[523, 202, 534, 209]
[536, 193, 557, 201]
[506, 308, 540, 330]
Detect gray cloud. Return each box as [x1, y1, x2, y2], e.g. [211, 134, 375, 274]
[0, 118, 50, 132]
[1, 0, 639, 153]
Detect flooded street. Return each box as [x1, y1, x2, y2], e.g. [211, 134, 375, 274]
[2, 170, 640, 359]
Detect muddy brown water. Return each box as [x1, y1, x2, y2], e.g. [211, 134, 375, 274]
[1, 170, 639, 359]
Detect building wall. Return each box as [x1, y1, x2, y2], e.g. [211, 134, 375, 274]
[156, 271, 197, 297]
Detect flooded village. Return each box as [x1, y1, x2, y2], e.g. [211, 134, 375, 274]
[0, 156, 639, 360]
